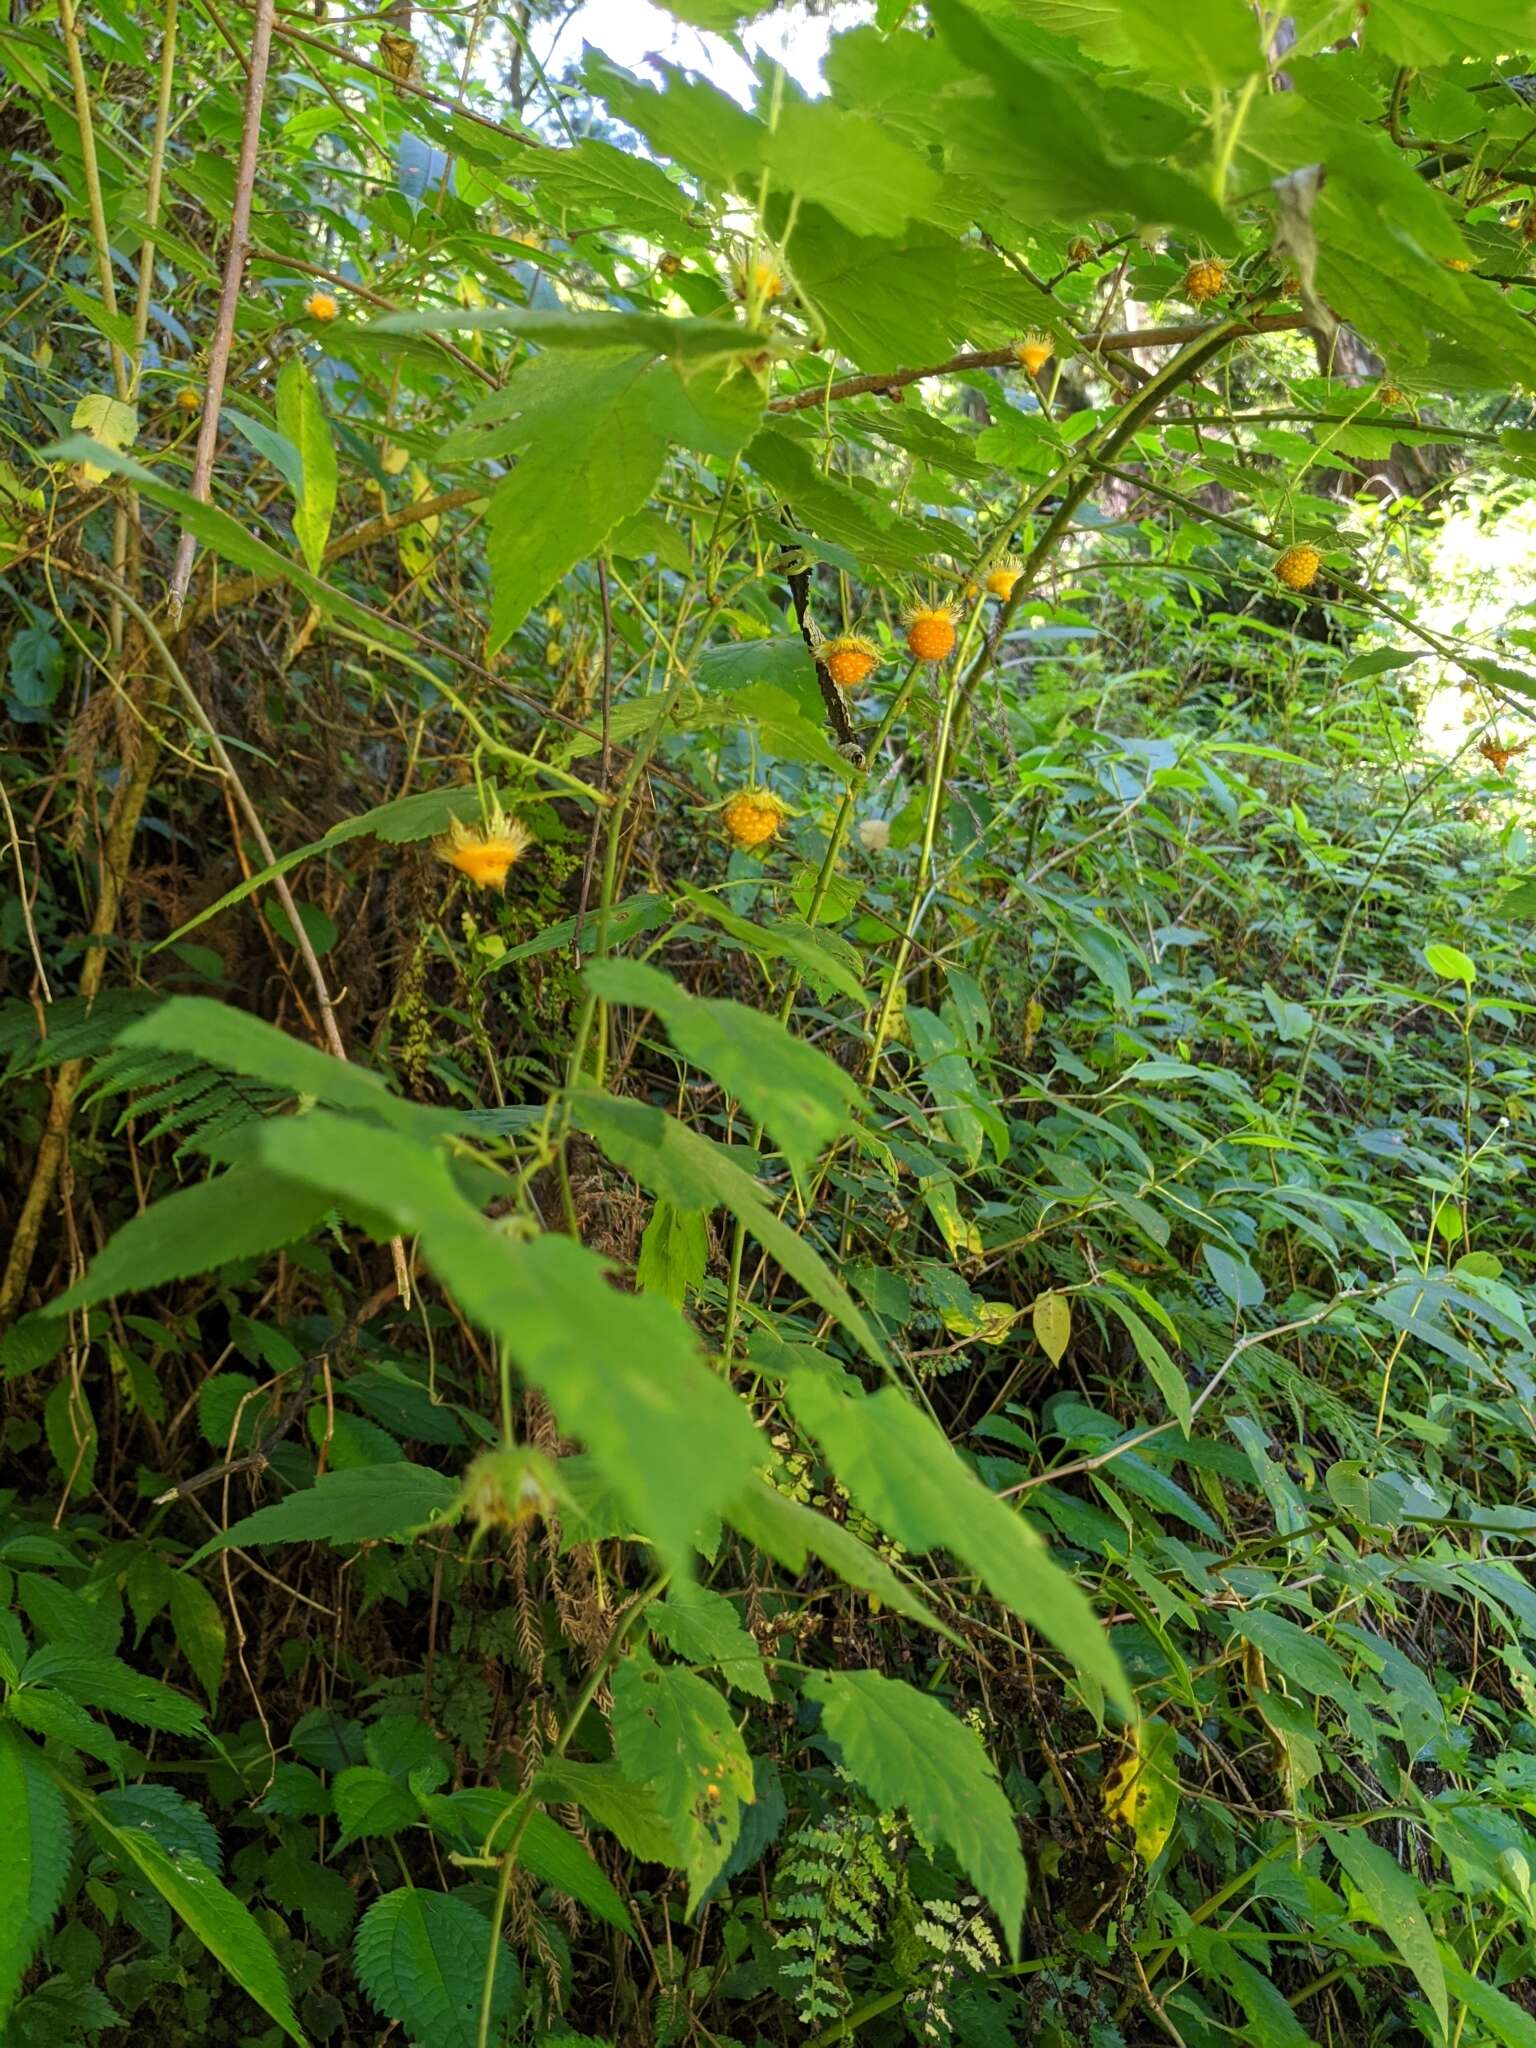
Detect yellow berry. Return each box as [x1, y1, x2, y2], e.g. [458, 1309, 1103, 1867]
[1182, 259, 1227, 306]
[1274, 543, 1322, 592]
[721, 789, 788, 852]
[304, 289, 338, 322]
[658, 251, 681, 276]
[820, 634, 880, 692]
[1378, 383, 1404, 407]
[904, 605, 956, 663]
[176, 387, 200, 414]
[1446, 257, 1471, 272]
[734, 259, 782, 302]
[1015, 331, 1054, 376]
[983, 555, 1024, 602]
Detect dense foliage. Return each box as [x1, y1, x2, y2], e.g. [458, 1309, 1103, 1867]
[5, 0, 1536, 2043]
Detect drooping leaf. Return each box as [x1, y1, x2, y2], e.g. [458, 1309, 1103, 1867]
[784, 1365, 1130, 1714]
[802, 1669, 1026, 1953]
[1331, 1829, 1448, 2041]
[73, 1785, 305, 2043]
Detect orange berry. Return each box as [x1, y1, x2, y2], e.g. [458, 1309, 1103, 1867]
[734, 258, 782, 302]
[904, 605, 956, 663]
[1015, 331, 1054, 376]
[1182, 259, 1227, 306]
[1068, 237, 1095, 264]
[304, 289, 338, 322]
[1274, 543, 1322, 592]
[820, 634, 880, 692]
[1378, 383, 1404, 406]
[721, 789, 788, 852]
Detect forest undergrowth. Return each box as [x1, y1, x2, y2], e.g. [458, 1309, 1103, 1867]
[5, 2, 1536, 2045]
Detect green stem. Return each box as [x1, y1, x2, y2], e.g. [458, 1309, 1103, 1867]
[472, 1572, 668, 2048]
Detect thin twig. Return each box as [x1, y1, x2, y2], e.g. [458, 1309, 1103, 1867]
[165, 0, 277, 621]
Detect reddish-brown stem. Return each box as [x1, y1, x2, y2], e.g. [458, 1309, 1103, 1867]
[165, 0, 277, 621]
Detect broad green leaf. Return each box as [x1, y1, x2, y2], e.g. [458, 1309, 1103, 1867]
[651, 1579, 772, 1701]
[1098, 1292, 1191, 1436]
[635, 1198, 709, 1305]
[117, 997, 402, 1120]
[568, 1090, 884, 1365]
[534, 1758, 682, 1866]
[760, 99, 941, 237]
[584, 956, 863, 1175]
[47, 1165, 333, 1316]
[1330, 1829, 1447, 2041]
[168, 1573, 226, 1709]
[784, 1365, 1130, 1714]
[250, 1113, 762, 1576]
[72, 1785, 304, 2043]
[276, 357, 337, 573]
[611, 1655, 754, 1909]
[185, 1462, 461, 1563]
[334, 1766, 419, 1845]
[353, 1887, 518, 2048]
[1424, 941, 1476, 985]
[802, 1669, 1026, 1951]
[0, 1726, 72, 2024]
[1225, 1611, 1357, 1710]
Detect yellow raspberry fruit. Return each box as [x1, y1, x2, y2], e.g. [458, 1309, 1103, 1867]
[1182, 258, 1227, 306]
[1015, 331, 1054, 376]
[304, 289, 338, 322]
[1378, 382, 1404, 407]
[734, 258, 782, 302]
[722, 789, 788, 852]
[1274, 543, 1322, 592]
[904, 604, 957, 663]
[435, 804, 534, 889]
[983, 555, 1024, 602]
[1446, 256, 1471, 272]
[821, 633, 880, 692]
[175, 387, 200, 414]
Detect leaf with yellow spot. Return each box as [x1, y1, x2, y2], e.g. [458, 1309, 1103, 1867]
[70, 394, 138, 484]
[1102, 1717, 1179, 1865]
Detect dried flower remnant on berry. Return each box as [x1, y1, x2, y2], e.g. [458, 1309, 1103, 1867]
[304, 289, 338, 322]
[1274, 543, 1322, 591]
[820, 633, 880, 691]
[1182, 259, 1226, 306]
[1015, 331, 1054, 376]
[904, 603, 957, 663]
[722, 788, 789, 852]
[435, 804, 534, 889]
